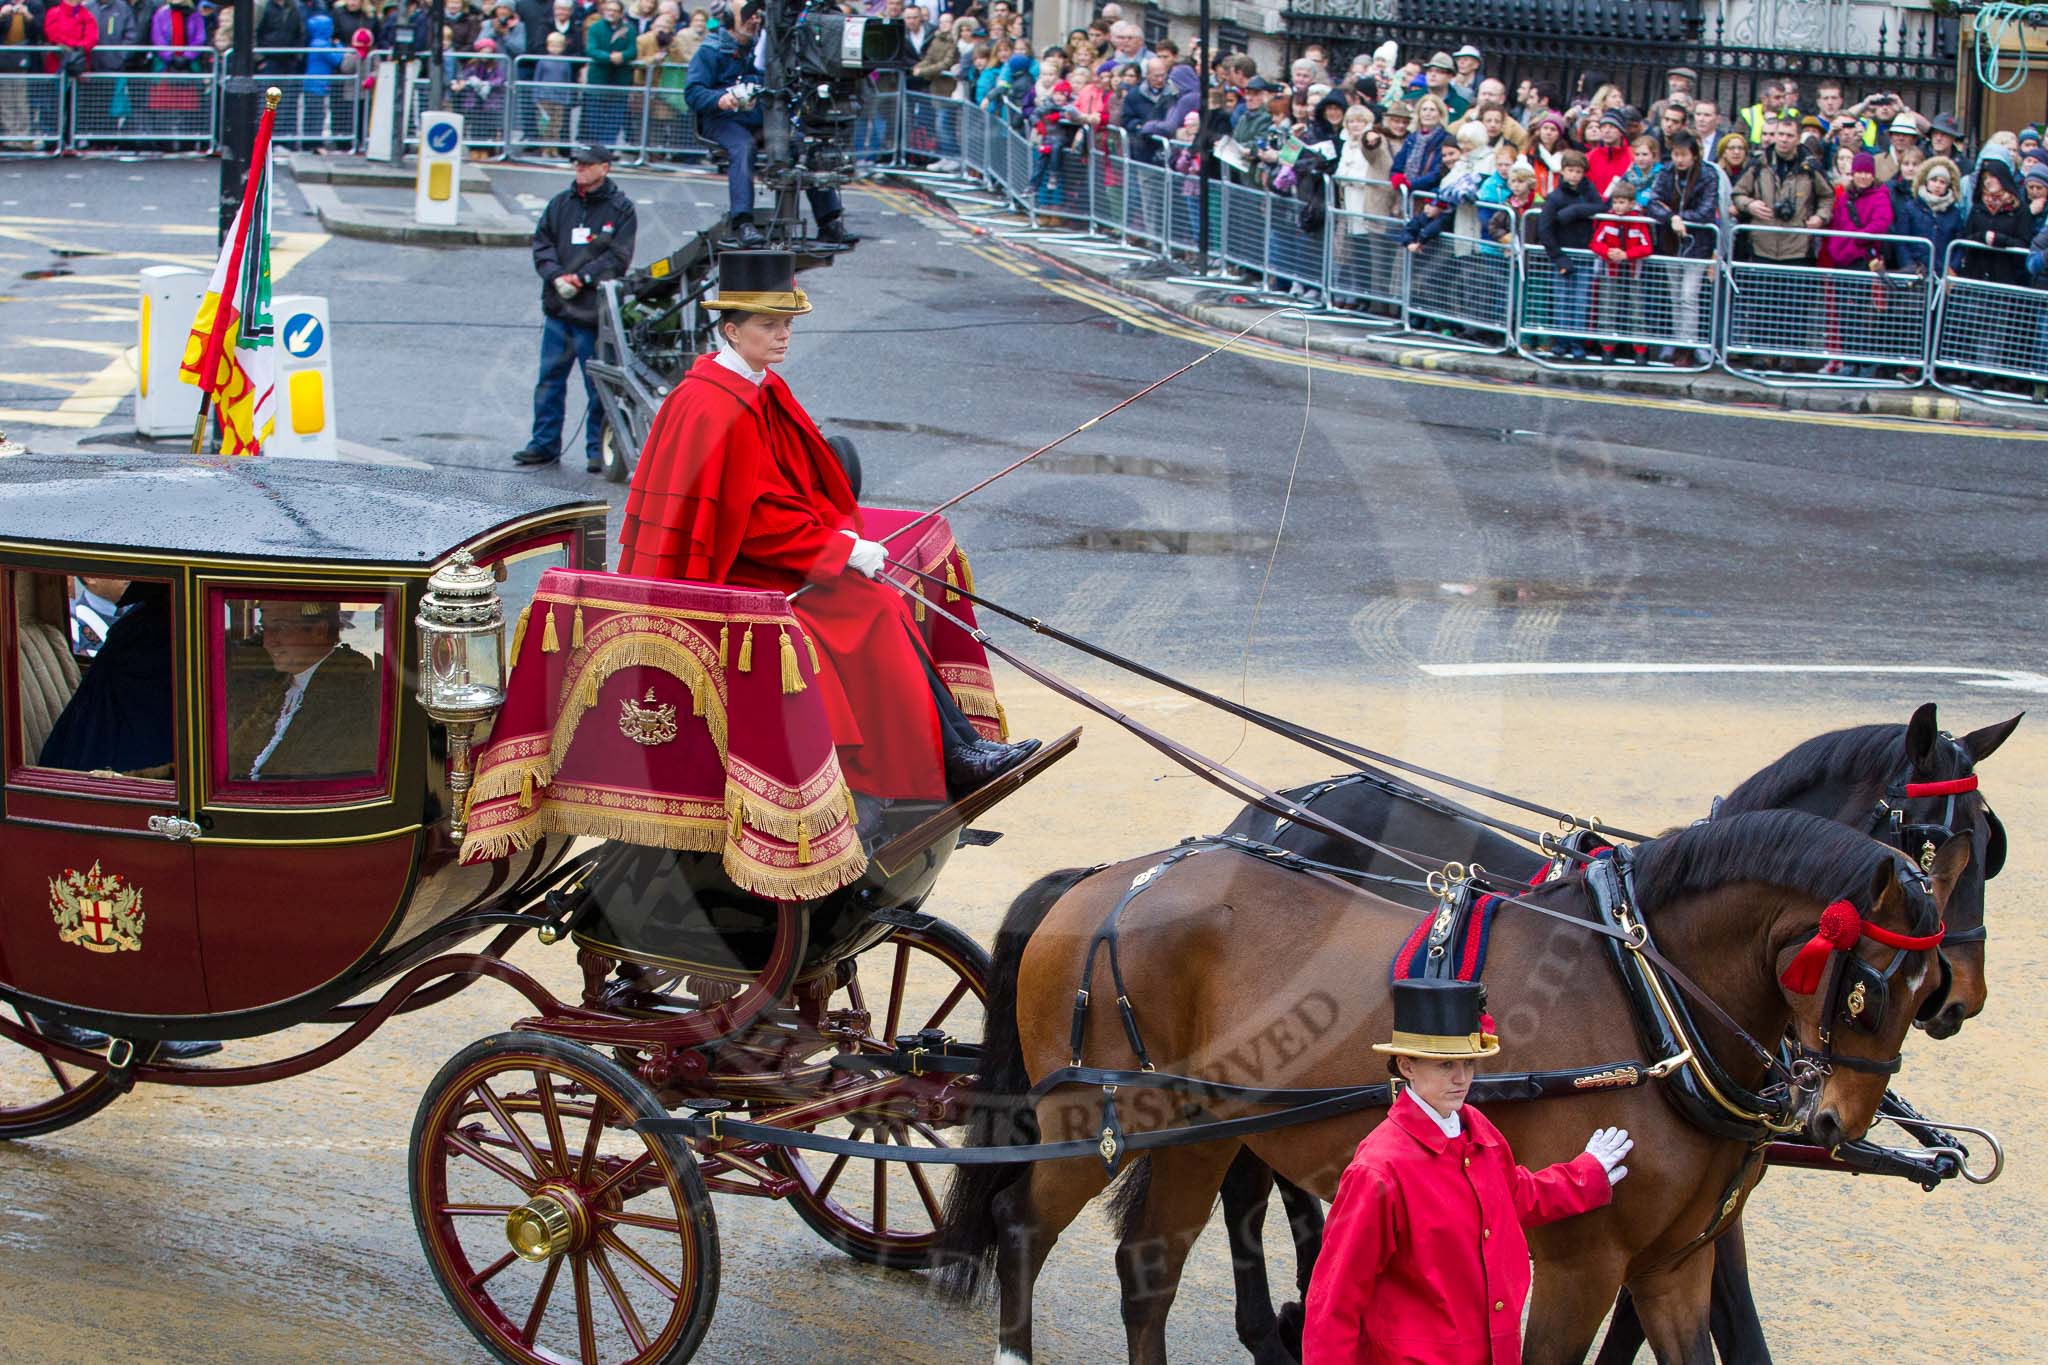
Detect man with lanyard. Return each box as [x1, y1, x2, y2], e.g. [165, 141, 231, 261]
[616, 251, 1040, 805]
[685, 0, 855, 249]
[1302, 979, 1630, 1363]
[513, 143, 638, 471]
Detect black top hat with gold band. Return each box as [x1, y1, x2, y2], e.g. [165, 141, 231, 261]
[1372, 979, 1501, 1059]
[703, 250, 812, 316]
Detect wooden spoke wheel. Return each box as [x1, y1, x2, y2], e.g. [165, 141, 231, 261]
[411, 1032, 719, 1365]
[0, 1006, 122, 1140]
[768, 919, 990, 1270]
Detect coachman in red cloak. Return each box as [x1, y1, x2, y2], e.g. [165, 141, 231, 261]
[616, 250, 1039, 803]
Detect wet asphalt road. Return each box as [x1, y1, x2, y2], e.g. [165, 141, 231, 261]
[0, 157, 2042, 1363]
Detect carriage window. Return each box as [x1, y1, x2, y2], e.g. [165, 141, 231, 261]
[11, 569, 177, 781]
[215, 593, 392, 790]
[487, 537, 573, 642]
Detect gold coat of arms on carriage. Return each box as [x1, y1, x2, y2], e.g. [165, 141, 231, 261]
[50, 862, 145, 954]
[618, 687, 679, 747]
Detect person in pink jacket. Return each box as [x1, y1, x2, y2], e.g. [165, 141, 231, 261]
[1302, 980, 1630, 1365]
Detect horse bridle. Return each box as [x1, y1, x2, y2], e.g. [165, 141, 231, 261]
[1865, 742, 2002, 1023]
[1781, 879, 1948, 1080]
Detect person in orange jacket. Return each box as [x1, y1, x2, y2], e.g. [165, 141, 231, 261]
[1301, 979, 1630, 1364]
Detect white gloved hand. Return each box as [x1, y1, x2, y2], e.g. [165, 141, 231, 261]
[843, 534, 887, 579]
[1584, 1126, 1633, 1184]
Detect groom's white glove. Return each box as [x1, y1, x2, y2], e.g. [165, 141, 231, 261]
[842, 532, 887, 578]
[1584, 1126, 1633, 1185]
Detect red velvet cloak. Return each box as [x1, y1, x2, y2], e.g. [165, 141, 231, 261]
[618, 354, 946, 800]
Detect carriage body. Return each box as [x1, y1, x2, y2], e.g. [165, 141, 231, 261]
[0, 454, 607, 1041]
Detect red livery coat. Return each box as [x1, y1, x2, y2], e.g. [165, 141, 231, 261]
[617, 354, 946, 800]
[1301, 1093, 1613, 1365]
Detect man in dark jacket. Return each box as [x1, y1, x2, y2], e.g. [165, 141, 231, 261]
[1119, 55, 1172, 164]
[684, 0, 849, 247]
[513, 144, 638, 471]
[1537, 149, 1602, 358]
[253, 0, 309, 75]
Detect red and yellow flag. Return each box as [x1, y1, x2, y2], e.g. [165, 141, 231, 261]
[180, 98, 278, 455]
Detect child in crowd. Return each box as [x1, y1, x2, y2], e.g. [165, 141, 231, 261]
[1031, 80, 1083, 205]
[1590, 178, 1655, 362]
[1483, 162, 1537, 254]
[1622, 135, 1662, 207]
[533, 31, 577, 144]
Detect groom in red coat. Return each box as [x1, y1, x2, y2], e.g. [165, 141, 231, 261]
[616, 250, 1038, 802]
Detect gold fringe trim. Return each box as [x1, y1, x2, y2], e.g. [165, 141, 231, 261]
[739, 623, 754, 673]
[946, 560, 961, 602]
[803, 630, 820, 673]
[572, 604, 586, 650]
[541, 605, 561, 653]
[727, 778, 852, 844]
[780, 627, 804, 694]
[797, 815, 811, 865]
[718, 622, 729, 668]
[509, 605, 531, 665]
[721, 844, 870, 902]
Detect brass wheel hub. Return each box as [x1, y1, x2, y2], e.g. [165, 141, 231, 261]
[505, 1189, 581, 1263]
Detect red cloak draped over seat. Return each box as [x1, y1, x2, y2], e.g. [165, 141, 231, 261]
[618, 353, 946, 801]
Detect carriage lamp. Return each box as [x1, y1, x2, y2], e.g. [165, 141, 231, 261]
[416, 549, 505, 841]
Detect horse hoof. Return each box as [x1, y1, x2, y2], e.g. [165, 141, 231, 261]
[1277, 1301, 1305, 1361]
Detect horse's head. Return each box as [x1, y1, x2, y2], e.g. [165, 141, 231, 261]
[1895, 704, 2020, 1037]
[1779, 835, 1968, 1148]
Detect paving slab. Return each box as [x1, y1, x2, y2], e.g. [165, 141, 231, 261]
[284, 150, 493, 190]
[298, 180, 533, 248]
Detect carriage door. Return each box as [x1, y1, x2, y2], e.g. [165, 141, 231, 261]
[0, 565, 207, 1017]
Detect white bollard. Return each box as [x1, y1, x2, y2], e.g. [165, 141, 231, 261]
[136, 265, 207, 439]
[268, 294, 338, 460]
[415, 110, 465, 227]
[365, 56, 414, 163]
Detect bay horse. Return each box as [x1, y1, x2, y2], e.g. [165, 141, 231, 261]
[938, 809, 1966, 1365]
[1210, 703, 2018, 1363]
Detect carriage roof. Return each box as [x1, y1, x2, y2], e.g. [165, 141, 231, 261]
[0, 453, 605, 569]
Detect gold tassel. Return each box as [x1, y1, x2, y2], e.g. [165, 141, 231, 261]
[572, 604, 585, 650]
[797, 814, 811, 865]
[580, 670, 599, 710]
[912, 592, 926, 623]
[959, 550, 975, 596]
[510, 606, 531, 662]
[691, 676, 705, 718]
[541, 605, 560, 654]
[520, 770, 535, 809]
[718, 622, 730, 668]
[738, 623, 754, 673]
[946, 560, 961, 602]
[846, 786, 859, 829]
[779, 626, 805, 694]
[996, 700, 1010, 742]
[803, 630, 820, 673]
[728, 788, 744, 841]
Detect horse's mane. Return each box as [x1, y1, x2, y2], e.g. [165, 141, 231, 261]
[1630, 808, 1932, 931]
[1716, 722, 1973, 816]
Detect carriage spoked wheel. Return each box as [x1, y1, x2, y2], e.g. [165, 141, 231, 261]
[0, 1005, 124, 1139]
[599, 426, 631, 485]
[767, 919, 991, 1270]
[411, 1032, 719, 1365]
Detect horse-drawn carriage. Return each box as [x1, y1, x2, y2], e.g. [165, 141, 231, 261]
[0, 451, 2011, 1363]
[0, 452, 1071, 1363]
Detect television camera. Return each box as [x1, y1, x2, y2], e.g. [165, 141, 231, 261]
[584, 0, 910, 483]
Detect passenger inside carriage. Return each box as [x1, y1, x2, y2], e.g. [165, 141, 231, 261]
[223, 599, 382, 782]
[33, 578, 177, 779]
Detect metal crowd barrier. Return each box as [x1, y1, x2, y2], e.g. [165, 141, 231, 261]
[406, 51, 514, 158]
[1722, 224, 1934, 386]
[70, 46, 217, 153]
[1518, 214, 1720, 370]
[1326, 178, 1407, 317]
[1931, 240, 2048, 406]
[1399, 192, 1516, 347]
[0, 49, 64, 155]
[900, 89, 964, 165]
[236, 49, 362, 150]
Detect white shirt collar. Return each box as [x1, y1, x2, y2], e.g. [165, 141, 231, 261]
[1405, 1085, 1463, 1138]
[713, 345, 766, 387]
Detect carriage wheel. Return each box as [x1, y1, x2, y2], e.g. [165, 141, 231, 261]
[0, 1006, 123, 1140]
[769, 919, 990, 1270]
[600, 426, 631, 485]
[411, 1032, 719, 1365]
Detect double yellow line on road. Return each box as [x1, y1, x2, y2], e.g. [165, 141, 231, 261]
[857, 182, 2048, 444]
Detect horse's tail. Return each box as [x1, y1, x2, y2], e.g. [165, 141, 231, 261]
[933, 864, 1096, 1303]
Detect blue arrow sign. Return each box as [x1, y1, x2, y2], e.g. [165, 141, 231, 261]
[426, 121, 460, 155]
[282, 312, 324, 359]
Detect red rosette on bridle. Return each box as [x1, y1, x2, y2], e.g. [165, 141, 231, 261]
[1780, 901, 1863, 995]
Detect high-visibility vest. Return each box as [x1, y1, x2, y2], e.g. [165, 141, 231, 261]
[1739, 102, 1801, 142]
